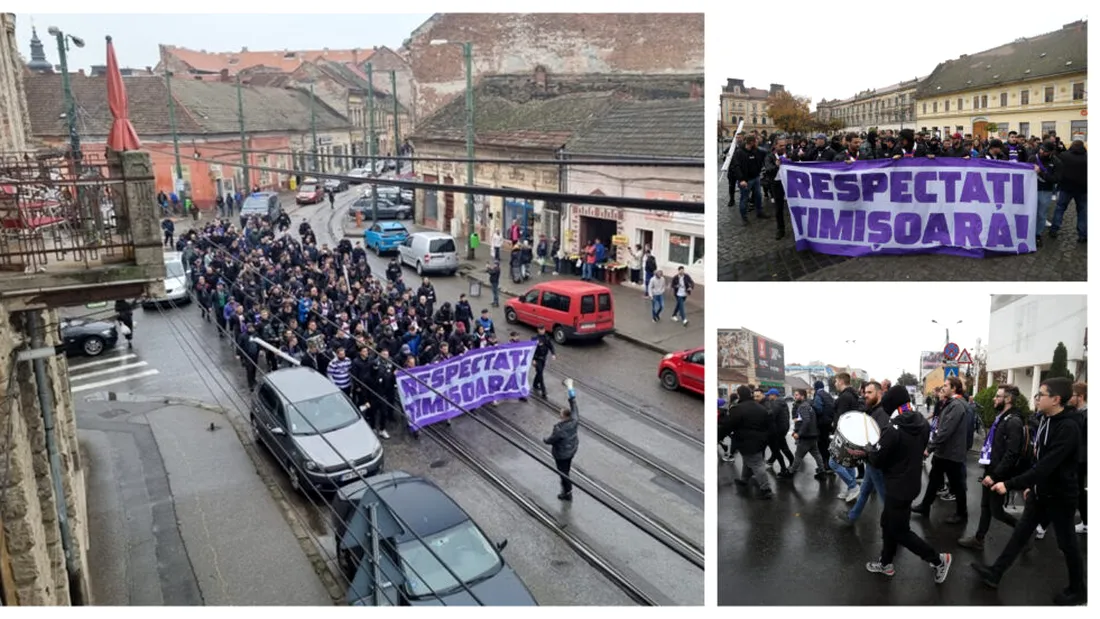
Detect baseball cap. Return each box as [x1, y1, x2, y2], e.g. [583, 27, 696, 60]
[766, 388, 780, 396]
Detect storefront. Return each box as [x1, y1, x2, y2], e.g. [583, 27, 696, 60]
[567, 203, 623, 256]
[504, 194, 535, 240]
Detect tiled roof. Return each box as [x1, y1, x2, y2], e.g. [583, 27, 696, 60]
[161, 45, 374, 76]
[23, 73, 349, 139]
[565, 99, 704, 158]
[916, 21, 1087, 98]
[242, 72, 293, 88]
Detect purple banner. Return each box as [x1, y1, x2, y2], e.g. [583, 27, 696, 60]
[777, 158, 1037, 258]
[396, 340, 536, 430]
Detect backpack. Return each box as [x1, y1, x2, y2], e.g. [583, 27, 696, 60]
[645, 255, 657, 273]
[964, 401, 978, 450]
[816, 390, 836, 425]
[1012, 414, 1036, 476]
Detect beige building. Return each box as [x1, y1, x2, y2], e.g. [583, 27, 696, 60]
[815, 77, 921, 133]
[719, 79, 784, 137]
[915, 21, 1087, 142]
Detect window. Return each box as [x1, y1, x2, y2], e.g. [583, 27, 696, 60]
[396, 520, 501, 599]
[1041, 121, 1057, 137]
[752, 116, 757, 124]
[429, 238, 456, 253]
[1044, 86, 1055, 103]
[667, 232, 703, 266]
[287, 392, 358, 436]
[522, 290, 540, 304]
[944, 100, 950, 112]
[540, 291, 570, 313]
[1073, 82, 1085, 101]
[956, 126, 964, 133]
[1000, 92, 1008, 107]
[981, 95, 988, 108]
[973, 95, 980, 109]
[958, 97, 964, 110]
[580, 295, 595, 315]
[1019, 122, 1030, 137]
[922, 103, 927, 114]
[761, 116, 767, 125]
[689, 351, 705, 365]
[932, 102, 937, 113]
[1020, 89, 1030, 105]
[1071, 120, 1087, 142]
[597, 293, 611, 312]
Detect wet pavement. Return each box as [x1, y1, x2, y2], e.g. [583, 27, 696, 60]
[716, 176, 1088, 281]
[58, 189, 705, 605]
[76, 400, 332, 605]
[717, 441, 1089, 605]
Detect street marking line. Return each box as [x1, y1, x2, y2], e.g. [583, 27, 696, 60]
[70, 369, 160, 393]
[68, 353, 137, 370]
[69, 361, 149, 381]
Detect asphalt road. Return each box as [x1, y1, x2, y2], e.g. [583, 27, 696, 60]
[717, 442, 1088, 605]
[716, 176, 1087, 281]
[60, 188, 705, 605]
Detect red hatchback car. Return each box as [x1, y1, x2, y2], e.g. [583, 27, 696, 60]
[658, 347, 704, 394]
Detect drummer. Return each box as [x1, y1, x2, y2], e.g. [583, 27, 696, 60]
[839, 381, 891, 525]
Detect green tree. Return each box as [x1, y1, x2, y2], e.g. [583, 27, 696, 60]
[1049, 342, 1074, 379]
[974, 385, 1033, 428]
[897, 371, 919, 387]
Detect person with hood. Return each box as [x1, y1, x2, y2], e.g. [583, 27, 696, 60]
[975, 378, 1086, 606]
[858, 385, 953, 584]
[913, 377, 970, 524]
[1029, 142, 1061, 248]
[1049, 140, 1087, 244]
[544, 377, 581, 501]
[764, 388, 793, 474]
[779, 388, 825, 479]
[811, 380, 837, 477]
[719, 385, 774, 499]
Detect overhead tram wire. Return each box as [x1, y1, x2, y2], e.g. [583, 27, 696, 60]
[150, 294, 485, 606]
[140, 146, 703, 214]
[198, 231, 703, 569]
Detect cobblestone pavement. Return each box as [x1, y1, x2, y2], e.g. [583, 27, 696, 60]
[716, 178, 1087, 281]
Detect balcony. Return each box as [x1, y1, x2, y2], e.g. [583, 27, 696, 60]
[0, 150, 166, 311]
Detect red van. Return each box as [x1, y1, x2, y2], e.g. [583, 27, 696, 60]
[504, 281, 615, 344]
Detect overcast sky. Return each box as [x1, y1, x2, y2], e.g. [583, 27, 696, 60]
[13, 13, 432, 72]
[726, 292, 993, 382]
[718, 1, 1087, 109]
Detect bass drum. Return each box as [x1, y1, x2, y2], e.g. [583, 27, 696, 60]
[830, 412, 881, 468]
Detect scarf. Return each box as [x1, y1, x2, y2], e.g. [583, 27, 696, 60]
[979, 412, 1004, 465]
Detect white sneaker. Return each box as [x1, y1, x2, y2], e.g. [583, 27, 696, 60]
[682, 319, 689, 326]
[380, 429, 390, 439]
[1075, 523, 1087, 534]
[837, 489, 850, 499]
[1035, 525, 1046, 539]
[671, 315, 679, 322]
[846, 485, 861, 502]
[562, 377, 574, 391]
[932, 553, 952, 584]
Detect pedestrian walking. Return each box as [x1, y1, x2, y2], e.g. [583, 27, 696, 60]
[719, 385, 774, 499]
[486, 260, 501, 307]
[328, 189, 336, 210]
[670, 266, 694, 326]
[114, 298, 137, 348]
[161, 217, 175, 248]
[530, 325, 556, 399]
[543, 377, 580, 501]
[647, 269, 665, 322]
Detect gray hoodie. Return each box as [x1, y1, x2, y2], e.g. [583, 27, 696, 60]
[929, 397, 969, 462]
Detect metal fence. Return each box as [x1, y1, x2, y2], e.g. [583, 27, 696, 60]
[0, 152, 134, 273]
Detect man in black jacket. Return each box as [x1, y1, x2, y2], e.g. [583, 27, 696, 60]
[913, 377, 970, 524]
[544, 378, 581, 501]
[719, 385, 774, 498]
[765, 389, 793, 474]
[831, 373, 862, 498]
[530, 325, 556, 399]
[976, 378, 1086, 605]
[729, 135, 768, 225]
[959, 384, 1027, 549]
[802, 133, 837, 162]
[1050, 140, 1087, 243]
[761, 135, 789, 240]
[841, 381, 891, 524]
[860, 386, 952, 583]
[1029, 143, 1061, 248]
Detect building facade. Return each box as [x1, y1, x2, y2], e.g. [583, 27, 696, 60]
[719, 79, 784, 137]
[987, 295, 1087, 400]
[814, 78, 921, 133]
[717, 328, 786, 397]
[914, 21, 1087, 141]
[0, 13, 30, 152]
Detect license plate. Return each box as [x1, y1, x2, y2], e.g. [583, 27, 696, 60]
[340, 471, 360, 482]
[580, 323, 595, 329]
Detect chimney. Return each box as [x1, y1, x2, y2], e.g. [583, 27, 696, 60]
[90, 65, 108, 77]
[220, 68, 230, 82]
[770, 83, 784, 94]
[78, 69, 85, 76]
[690, 82, 701, 100]
[352, 49, 359, 65]
[726, 78, 744, 92]
[241, 46, 248, 53]
[146, 66, 153, 74]
[533, 65, 547, 90]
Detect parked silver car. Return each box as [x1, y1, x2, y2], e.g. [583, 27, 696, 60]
[250, 367, 384, 493]
[398, 231, 459, 276]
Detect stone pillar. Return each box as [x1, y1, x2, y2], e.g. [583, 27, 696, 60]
[109, 150, 165, 296]
[1007, 368, 1016, 386]
[1030, 365, 1043, 401]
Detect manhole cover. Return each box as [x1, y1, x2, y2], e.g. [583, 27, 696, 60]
[429, 459, 448, 469]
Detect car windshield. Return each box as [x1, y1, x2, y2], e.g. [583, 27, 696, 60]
[241, 197, 268, 212]
[397, 520, 501, 598]
[300, 185, 316, 193]
[164, 261, 186, 279]
[287, 392, 359, 435]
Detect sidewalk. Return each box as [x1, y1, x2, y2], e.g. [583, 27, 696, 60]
[77, 399, 334, 605]
[343, 220, 704, 355]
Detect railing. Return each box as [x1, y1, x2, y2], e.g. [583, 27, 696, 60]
[0, 152, 135, 274]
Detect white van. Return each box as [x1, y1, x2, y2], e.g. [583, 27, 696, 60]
[398, 231, 459, 276]
[143, 251, 191, 308]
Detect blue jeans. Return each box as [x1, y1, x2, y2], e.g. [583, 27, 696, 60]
[738, 177, 762, 220]
[1036, 189, 1052, 236]
[1052, 188, 1087, 240]
[651, 294, 664, 320]
[848, 463, 886, 521]
[581, 262, 593, 280]
[673, 295, 687, 321]
[491, 282, 499, 306]
[828, 456, 858, 489]
[644, 270, 654, 294]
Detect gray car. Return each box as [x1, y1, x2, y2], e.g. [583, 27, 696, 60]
[250, 367, 384, 493]
[350, 196, 411, 220]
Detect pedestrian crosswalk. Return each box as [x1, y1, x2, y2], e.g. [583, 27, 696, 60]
[67, 351, 160, 394]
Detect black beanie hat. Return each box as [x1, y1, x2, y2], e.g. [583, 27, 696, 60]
[814, 380, 825, 390]
[881, 385, 912, 415]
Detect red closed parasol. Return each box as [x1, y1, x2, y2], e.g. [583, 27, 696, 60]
[105, 35, 141, 151]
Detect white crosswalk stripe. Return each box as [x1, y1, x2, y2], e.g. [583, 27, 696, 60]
[67, 350, 160, 393]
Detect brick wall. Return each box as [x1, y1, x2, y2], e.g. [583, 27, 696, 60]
[0, 13, 31, 152]
[403, 13, 704, 120]
[0, 305, 91, 606]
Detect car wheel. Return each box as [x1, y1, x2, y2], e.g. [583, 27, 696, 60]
[82, 336, 106, 357]
[287, 461, 302, 493]
[660, 369, 680, 391]
[416, 262, 424, 276]
[505, 308, 518, 324]
[552, 325, 567, 345]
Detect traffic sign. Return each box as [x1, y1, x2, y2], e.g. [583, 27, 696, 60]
[957, 348, 973, 365]
[944, 365, 960, 378]
[943, 342, 960, 360]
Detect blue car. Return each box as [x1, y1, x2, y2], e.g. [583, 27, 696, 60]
[365, 221, 409, 255]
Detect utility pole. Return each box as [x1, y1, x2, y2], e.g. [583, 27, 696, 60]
[309, 83, 318, 173]
[236, 75, 248, 192]
[390, 70, 400, 169]
[463, 42, 476, 259]
[366, 63, 378, 223]
[52, 32, 81, 167]
[163, 57, 183, 191]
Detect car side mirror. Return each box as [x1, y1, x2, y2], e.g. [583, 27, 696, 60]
[271, 427, 286, 436]
[496, 539, 508, 552]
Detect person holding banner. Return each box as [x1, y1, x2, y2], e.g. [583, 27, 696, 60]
[761, 135, 789, 240]
[544, 378, 581, 502]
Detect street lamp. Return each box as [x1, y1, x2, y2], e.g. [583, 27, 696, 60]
[430, 38, 476, 259]
[47, 26, 84, 165]
[931, 319, 963, 347]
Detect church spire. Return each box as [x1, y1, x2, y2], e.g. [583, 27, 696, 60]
[27, 25, 54, 73]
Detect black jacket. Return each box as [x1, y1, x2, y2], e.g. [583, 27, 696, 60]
[768, 399, 790, 436]
[986, 408, 1026, 482]
[718, 400, 771, 455]
[835, 387, 861, 417]
[1028, 152, 1060, 192]
[729, 145, 766, 184]
[544, 396, 580, 460]
[1006, 408, 1084, 502]
[1057, 143, 1087, 192]
[867, 410, 930, 502]
[801, 144, 837, 162]
[867, 404, 890, 430]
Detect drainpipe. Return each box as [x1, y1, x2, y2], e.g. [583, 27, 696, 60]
[27, 312, 85, 605]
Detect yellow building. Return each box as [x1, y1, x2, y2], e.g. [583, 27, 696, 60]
[915, 20, 1087, 142]
[719, 79, 785, 137]
[814, 77, 921, 133]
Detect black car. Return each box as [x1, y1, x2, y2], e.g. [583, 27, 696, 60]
[349, 197, 412, 221]
[324, 178, 350, 193]
[60, 318, 119, 357]
[333, 471, 537, 606]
